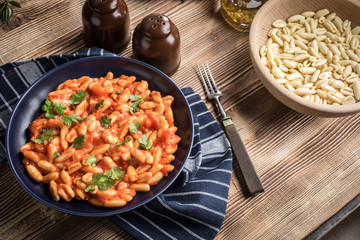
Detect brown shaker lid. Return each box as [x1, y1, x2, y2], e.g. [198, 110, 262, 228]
[88, 0, 118, 13]
[132, 13, 180, 76]
[141, 14, 172, 39]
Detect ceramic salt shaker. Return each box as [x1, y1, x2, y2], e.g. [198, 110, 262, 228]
[132, 13, 181, 76]
[82, 0, 130, 53]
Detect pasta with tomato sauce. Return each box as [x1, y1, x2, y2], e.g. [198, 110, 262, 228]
[20, 72, 181, 207]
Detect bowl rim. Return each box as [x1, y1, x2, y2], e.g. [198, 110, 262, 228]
[249, 0, 360, 116]
[6, 55, 194, 216]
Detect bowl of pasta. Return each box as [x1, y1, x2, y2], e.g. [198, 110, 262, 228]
[250, 0, 360, 117]
[6, 56, 194, 216]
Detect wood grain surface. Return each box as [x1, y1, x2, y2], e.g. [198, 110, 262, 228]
[1, 0, 360, 239]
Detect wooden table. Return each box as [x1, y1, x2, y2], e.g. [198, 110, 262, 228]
[1, 0, 360, 239]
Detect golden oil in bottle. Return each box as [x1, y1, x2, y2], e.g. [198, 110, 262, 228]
[220, 0, 265, 31]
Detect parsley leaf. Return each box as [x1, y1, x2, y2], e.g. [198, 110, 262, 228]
[42, 99, 56, 118]
[129, 94, 142, 102]
[42, 99, 52, 111]
[86, 154, 97, 167]
[69, 91, 88, 105]
[116, 136, 131, 146]
[84, 173, 116, 192]
[85, 185, 96, 192]
[32, 129, 56, 144]
[104, 167, 124, 180]
[42, 100, 66, 118]
[53, 151, 61, 159]
[31, 139, 44, 144]
[138, 134, 152, 150]
[42, 129, 54, 135]
[95, 100, 104, 110]
[54, 102, 66, 115]
[100, 115, 112, 128]
[73, 135, 85, 148]
[129, 122, 141, 134]
[62, 114, 81, 125]
[129, 94, 144, 114]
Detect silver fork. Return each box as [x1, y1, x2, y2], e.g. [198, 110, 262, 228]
[197, 62, 264, 196]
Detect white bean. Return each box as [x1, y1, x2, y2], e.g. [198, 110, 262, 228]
[311, 70, 321, 83]
[351, 26, 360, 35]
[328, 92, 342, 103]
[293, 54, 310, 62]
[353, 80, 360, 101]
[294, 88, 316, 95]
[346, 50, 360, 62]
[342, 96, 355, 104]
[272, 67, 286, 79]
[302, 11, 315, 18]
[283, 59, 298, 69]
[286, 72, 302, 81]
[288, 15, 305, 23]
[299, 67, 317, 75]
[314, 9, 330, 19]
[272, 19, 287, 28]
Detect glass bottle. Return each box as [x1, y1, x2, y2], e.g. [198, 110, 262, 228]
[220, 0, 266, 31]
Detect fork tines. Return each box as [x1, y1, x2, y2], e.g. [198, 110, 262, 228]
[197, 62, 221, 97]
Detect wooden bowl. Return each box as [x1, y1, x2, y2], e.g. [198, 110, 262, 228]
[249, 0, 360, 117]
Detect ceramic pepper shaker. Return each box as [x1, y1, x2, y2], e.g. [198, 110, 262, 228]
[132, 13, 181, 76]
[82, 0, 130, 53]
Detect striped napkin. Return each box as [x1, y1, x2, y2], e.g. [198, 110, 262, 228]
[0, 48, 233, 240]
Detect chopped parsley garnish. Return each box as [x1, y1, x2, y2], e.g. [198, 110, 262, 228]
[32, 129, 56, 144]
[53, 151, 61, 159]
[85, 185, 96, 192]
[73, 135, 85, 148]
[86, 154, 97, 167]
[84, 173, 115, 192]
[54, 102, 66, 115]
[95, 100, 104, 110]
[42, 99, 66, 118]
[116, 136, 131, 146]
[62, 114, 81, 125]
[69, 91, 88, 105]
[100, 115, 112, 128]
[129, 122, 141, 134]
[138, 134, 152, 151]
[84, 168, 123, 192]
[129, 94, 144, 114]
[42, 99, 56, 118]
[104, 167, 124, 180]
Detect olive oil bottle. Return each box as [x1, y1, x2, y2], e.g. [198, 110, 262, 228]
[220, 0, 266, 31]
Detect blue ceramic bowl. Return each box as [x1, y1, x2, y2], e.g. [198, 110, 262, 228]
[6, 56, 194, 216]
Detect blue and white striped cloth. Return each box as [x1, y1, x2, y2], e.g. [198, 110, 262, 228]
[0, 48, 233, 240]
[110, 87, 233, 240]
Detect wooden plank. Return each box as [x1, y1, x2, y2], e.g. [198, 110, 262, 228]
[31, 216, 131, 240]
[0, 0, 84, 62]
[216, 93, 360, 239]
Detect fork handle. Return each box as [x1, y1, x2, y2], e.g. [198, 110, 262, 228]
[222, 119, 264, 196]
